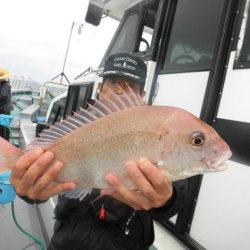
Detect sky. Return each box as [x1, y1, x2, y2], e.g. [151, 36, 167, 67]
[0, 0, 119, 83]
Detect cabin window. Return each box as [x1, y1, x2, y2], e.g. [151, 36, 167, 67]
[102, 12, 139, 61]
[161, 0, 225, 73]
[48, 97, 66, 124]
[76, 86, 88, 111]
[235, 6, 250, 68]
[100, 0, 161, 65]
[136, 1, 160, 53]
[63, 83, 94, 117]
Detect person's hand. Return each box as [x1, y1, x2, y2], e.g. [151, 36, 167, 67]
[10, 148, 76, 201]
[101, 159, 173, 210]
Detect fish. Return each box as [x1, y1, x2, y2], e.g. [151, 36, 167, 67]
[0, 88, 232, 199]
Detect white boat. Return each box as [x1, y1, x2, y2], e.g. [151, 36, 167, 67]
[1, 0, 250, 249]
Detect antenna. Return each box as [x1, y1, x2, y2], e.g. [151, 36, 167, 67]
[50, 22, 84, 85]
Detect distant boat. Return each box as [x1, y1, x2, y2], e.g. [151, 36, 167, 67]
[10, 75, 68, 147]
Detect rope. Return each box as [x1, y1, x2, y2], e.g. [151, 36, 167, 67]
[11, 202, 44, 250]
[8, 125, 15, 145]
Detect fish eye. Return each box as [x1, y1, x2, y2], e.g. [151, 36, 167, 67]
[190, 132, 205, 146]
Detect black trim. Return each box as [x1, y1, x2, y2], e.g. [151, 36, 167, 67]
[214, 118, 250, 166]
[174, 176, 203, 235]
[129, 0, 168, 62]
[234, 0, 250, 68]
[234, 61, 250, 69]
[173, 0, 241, 240]
[200, 0, 240, 126]
[159, 66, 210, 75]
[161, 221, 206, 250]
[134, 0, 162, 58]
[233, 0, 250, 69]
[231, 0, 246, 51]
[148, 0, 178, 105]
[63, 82, 94, 118]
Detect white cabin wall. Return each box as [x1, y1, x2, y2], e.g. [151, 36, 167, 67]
[217, 52, 250, 123]
[153, 222, 188, 250]
[153, 72, 209, 116]
[189, 50, 250, 248]
[190, 161, 250, 250]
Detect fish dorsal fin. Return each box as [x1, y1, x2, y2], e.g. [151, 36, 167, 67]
[28, 86, 145, 148]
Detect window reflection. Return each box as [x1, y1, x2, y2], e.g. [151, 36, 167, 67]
[162, 0, 225, 73]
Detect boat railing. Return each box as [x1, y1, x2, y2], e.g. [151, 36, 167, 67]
[10, 75, 32, 91]
[38, 80, 69, 107]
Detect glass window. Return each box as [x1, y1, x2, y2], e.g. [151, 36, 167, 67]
[48, 97, 66, 124]
[76, 86, 88, 111]
[103, 12, 139, 60]
[64, 83, 93, 117]
[162, 0, 225, 73]
[65, 87, 77, 117]
[137, 1, 160, 52]
[139, 26, 153, 52]
[237, 7, 250, 63]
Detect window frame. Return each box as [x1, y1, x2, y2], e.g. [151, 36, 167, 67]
[233, 0, 250, 69]
[100, 0, 164, 66]
[99, 9, 141, 67]
[159, 0, 227, 74]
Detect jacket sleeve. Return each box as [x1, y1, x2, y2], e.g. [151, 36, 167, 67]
[150, 179, 188, 221]
[17, 194, 48, 205]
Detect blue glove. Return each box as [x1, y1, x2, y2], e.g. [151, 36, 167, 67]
[0, 171, 16, 204]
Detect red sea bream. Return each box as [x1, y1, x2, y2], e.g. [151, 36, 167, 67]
[0, 89, 232, 199]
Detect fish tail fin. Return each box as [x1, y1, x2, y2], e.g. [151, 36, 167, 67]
[0, 137, 22, 172]
[62, 188, 91, 201]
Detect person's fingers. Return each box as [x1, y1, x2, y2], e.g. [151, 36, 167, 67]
[22, 151, 55, 186]
[138, 159, 173, 206]
[124, 161, 158, 199]
[102, 174, 152, 210]
[10, 149, 78, 200]
[11, 148, 44, 179]
[31, 161, 64, 193]
[138, 158, 172, 193]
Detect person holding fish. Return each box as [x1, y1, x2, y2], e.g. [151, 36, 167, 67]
[8, 53, 231, 250]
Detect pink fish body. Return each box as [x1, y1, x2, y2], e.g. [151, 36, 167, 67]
[50, 105, 231, 189]
[0, 90, 232, 196]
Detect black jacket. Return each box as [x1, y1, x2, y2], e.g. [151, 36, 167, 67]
[48, 180, 188, 250]
[0, 80, 13, 113]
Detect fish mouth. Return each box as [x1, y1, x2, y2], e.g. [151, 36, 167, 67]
[205, 150, 232, 172]
[206, 161, 229, 172]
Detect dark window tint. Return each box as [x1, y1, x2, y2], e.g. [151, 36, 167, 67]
[103, 12, 139, 61]
[162, 0, 225, 73]
[238, 7, 250, 63]
[65, 87, 78, 117]
[48, 97, 66, 124]
[76, 86, 88, 111]
[63, 83, 94, 118]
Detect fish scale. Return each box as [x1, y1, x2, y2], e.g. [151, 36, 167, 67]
[56, 131, 163, 188]
[47, 106, 170, 163]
